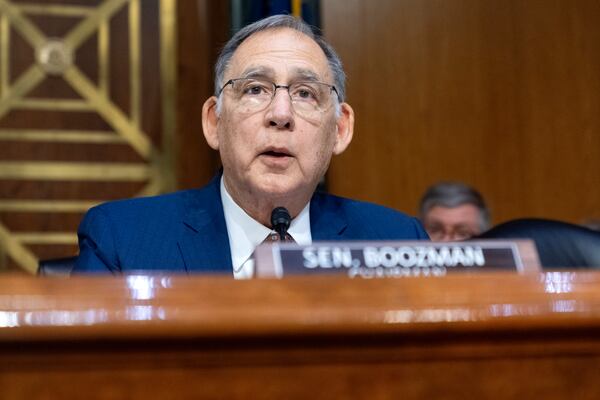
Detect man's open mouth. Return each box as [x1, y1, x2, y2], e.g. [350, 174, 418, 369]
[262, 150, 291, 157]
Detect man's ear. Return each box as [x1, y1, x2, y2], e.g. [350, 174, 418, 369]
[332, 102, 355, 155]
[202, 96, 220, 150]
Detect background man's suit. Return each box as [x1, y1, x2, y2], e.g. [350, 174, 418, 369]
[74, 175, 429, 274]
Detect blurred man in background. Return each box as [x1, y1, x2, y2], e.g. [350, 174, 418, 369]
[419, 182, 490, 241]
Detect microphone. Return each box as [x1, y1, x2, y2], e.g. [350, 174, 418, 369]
[271, 207, 291, 241]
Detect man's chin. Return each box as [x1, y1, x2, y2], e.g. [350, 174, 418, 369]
[255, 183, 298, 198]
[250, 175, 304, 199]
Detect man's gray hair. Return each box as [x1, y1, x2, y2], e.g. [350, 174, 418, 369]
[214, 14, 346, 102]
[419, 182, 491, 231]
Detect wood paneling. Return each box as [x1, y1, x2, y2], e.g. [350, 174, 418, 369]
[175, 0, 226, 188]
[322, 0, 600, 225]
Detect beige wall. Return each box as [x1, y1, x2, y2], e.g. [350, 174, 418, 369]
[322, 0, 600, 225]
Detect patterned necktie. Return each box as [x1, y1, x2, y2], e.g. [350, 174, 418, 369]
[234, 231, 295, 276]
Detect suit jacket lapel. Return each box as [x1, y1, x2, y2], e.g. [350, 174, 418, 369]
[310, 192, 348, 241]
[177, 180, 350, 272]
[178, 176, 233, 274]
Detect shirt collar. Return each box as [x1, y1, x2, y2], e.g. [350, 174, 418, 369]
[220, 177, 312, 272]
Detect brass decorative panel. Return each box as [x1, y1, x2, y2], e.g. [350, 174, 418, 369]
[0, 0, 177, 273]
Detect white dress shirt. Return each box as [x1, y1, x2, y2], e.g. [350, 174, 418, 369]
[220, 177, 312, 279]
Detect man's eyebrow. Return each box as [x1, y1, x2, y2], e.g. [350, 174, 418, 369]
[453, 224, 475, 231]
[239, 66, 275, 79]
[291, 68, 321, 82]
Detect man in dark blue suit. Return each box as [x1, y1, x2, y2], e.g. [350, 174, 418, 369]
[74, 15, 428, 276]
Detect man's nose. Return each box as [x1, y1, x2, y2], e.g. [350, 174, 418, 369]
[265, 88, 295, 130]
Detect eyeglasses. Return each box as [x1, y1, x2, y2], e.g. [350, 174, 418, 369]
[425, 224, 479, 242]
[218, 78, 339, 120]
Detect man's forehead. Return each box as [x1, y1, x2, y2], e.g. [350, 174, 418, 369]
[226, 28, 330, 80]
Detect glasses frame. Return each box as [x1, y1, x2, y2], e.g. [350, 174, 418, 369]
[218, 78, 339, 112]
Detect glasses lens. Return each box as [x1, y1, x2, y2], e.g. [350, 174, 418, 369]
[289, 82, 334, 117]
[230, 79, 273, 110]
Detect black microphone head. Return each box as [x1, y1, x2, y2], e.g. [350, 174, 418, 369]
[271, 207, 291, 230]
[271, 207, 291, 240]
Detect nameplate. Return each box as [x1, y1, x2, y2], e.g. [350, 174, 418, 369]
[254, 240, 541, 278]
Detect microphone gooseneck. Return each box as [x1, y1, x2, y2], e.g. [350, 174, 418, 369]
[271, 207, 291, 241]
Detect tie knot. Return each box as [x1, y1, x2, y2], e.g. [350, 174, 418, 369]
[266, 231, 294, 242]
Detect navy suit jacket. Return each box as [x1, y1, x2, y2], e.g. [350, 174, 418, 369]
[74, 175, 429, 274]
